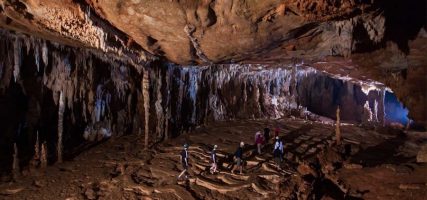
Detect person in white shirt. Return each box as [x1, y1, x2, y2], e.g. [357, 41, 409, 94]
[273, 136, 284, 167]
[210, 145, 219, 174]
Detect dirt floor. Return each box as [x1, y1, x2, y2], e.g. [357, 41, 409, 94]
[0, 118, 426, 200]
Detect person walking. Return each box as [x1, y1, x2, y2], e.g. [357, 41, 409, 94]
[232, 142, 244, 174]
[264, 128, 270, 144]
[273, 137, 284, 167]
[178, 144, 189, 180]
[274, 127, 280, 138]
[255, 131, 263, 154]
[210, 145, 219, 174]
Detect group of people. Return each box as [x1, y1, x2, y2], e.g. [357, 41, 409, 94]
[257, 128, 284, 166]
[178, 127, 284, 180]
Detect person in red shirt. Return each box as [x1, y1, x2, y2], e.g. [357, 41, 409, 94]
[255, 131, 263, 154]
[274, 127, 280, 138]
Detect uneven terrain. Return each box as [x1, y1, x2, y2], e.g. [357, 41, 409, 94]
[1, 118, 426, 200]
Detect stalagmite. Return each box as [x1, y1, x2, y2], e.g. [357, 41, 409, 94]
[12, 143, 19, 179]
[31, 131, 40, 168]
[374, 100, 379, 122]
[363, 101, 373, 123]
[142, 67, 150, 149]
[57, 91, 65, 163]
[41, 142, 47, 168]
[335, 107, 341, 145]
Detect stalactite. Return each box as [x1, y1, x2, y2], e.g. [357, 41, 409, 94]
[188, 68, 198, 124]
[155, 69, 164, 140]
[164, 66, 172, 140]
[142, 67, 150, 149]
[177, 69, 185, 123]
[111, 65, 130, 101]
[35, 46, 40, 72]
[24, 36, 32, 54]
[42, 41, 48, 66]
[57, 91, 65, 163]
[13, 38, 21, 82]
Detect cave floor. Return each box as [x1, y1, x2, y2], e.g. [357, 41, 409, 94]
[1, 118, 426, 200]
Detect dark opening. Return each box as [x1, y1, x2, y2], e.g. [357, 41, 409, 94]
[384, 91, 409, 126]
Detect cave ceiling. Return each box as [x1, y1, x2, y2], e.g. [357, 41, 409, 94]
[0, 0, 426, 122]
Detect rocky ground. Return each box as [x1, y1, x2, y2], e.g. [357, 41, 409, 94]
[0, 118, 426, 200]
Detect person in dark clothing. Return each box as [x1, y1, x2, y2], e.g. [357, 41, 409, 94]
[178, 144, 189, 180]
[232, 142, 244, 174]
[264, 128, 270, 144]
[210, 145, 218, 174]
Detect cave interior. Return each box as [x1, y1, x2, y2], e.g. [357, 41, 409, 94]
[0, 0, 426, 199]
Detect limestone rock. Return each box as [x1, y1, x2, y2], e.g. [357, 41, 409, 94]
[416, 144, 427, 163]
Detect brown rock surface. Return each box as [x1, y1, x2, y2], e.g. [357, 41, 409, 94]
[1, 0, 425, 123]
[417, 144, 427, 163]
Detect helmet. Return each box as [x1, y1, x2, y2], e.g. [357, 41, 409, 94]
[276, 136, 279, 140]
[240, 141, 245, 147]
[213, 145, 218, 149]
[183, 144, 189, 149]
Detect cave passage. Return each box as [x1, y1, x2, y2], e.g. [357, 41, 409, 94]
[384, 91, 410, 126]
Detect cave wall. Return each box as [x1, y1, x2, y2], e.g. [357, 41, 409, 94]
[0, 30, 141, 175]
[0, 30, 389, 174]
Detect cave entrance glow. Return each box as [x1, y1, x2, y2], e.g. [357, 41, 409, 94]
[384, 91, 410, 125]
